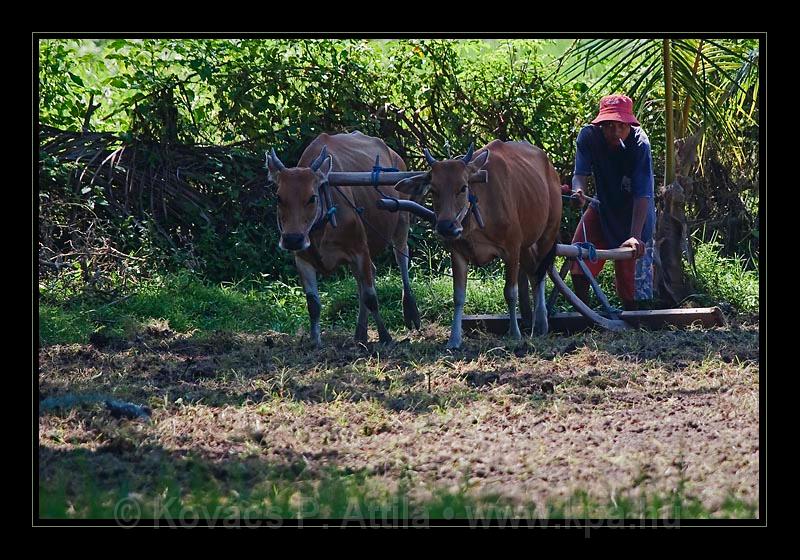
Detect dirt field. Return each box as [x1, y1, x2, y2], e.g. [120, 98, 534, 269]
[38, 320, 760, 520]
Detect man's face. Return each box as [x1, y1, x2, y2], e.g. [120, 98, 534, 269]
[600, 120, 631, 148]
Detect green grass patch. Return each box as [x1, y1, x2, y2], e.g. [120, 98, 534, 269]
[38, 460, 757, 521]
[688, 236, 759, 313]
[39, 269, 516, 347]
[39, 237, 759, 347]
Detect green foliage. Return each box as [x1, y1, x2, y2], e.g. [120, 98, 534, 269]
[39, 38, 759, 316]
[688, 234, 759, 313]
[38, 39, 597, 280]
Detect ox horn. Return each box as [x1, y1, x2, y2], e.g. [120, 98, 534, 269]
[423, 148, 438, 167]
[268, 148, 287, 172]
[310, 145, 329, 171]
[462, 143, 474, 163]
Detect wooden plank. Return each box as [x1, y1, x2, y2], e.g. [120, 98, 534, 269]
[462, 313, 591, 335]
[618, 307, 727, 329]
[462, 307, 726, 335]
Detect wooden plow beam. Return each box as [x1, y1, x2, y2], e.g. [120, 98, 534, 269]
[326, 169, 487, 225]
[326, 169, 487, 187]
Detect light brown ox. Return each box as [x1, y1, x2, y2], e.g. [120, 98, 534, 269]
[266, 131, 420, 347]
[395, 140, 562, 348]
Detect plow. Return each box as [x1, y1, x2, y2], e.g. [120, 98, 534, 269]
[324, 166, 726, 335]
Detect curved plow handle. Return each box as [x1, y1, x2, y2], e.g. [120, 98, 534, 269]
[547, 265, 630, 332]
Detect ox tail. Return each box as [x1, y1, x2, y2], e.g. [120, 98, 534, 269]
[533, 243, 557, 286]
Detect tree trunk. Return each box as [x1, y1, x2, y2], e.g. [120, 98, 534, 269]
[653, 129, 703, 307]
[663, 40, 675, 186]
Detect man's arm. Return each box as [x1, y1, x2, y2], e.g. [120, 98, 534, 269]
[621, 197, 649, 258]
[571, 127, 593, 208]
[630, 197, 649, 240]
[621, 136, 655, 258]
[571, 174, 590, 208]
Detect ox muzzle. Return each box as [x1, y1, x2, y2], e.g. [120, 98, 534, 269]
[280, 232, 310, 252]
[436, 219, 463, 239]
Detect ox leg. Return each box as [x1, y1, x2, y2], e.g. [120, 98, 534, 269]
[354, 254, 392, 344]
[350, 263, 369, 344]
[532, 273, 549, 336]
[504, 259, 522, 340]
[447, 252, 468, 349]
[521, 243, 550, 337]
[394, 244, 421, 330]
[295, 257, 322, 347]
[518, 268, 532, 331]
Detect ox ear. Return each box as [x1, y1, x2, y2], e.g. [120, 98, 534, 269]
[467, 150, 489, 174]
[266, 149, 285, 184]
[315, 156, 333, 182]
[394, 173, 431, 197]
[266, 163, 278, 185]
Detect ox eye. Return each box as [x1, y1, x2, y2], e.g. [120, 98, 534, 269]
[460, 185, 468, 193]
[276, 196, 283, 205]
[308, 194, 318, 205]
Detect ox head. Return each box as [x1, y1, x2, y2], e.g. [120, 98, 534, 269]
[394, 143, 489, 239]
[266, 146, 332, 252]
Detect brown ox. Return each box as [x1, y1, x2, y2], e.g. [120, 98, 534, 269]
[266, 131, 420, 346]
[395, 140, 562, 348]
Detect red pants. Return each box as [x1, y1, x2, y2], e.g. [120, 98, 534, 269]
[570, 205, 635, 302]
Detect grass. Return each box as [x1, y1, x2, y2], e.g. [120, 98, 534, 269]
[39, 269, 517, 347]
[38, 456, 756, 521]
[688, 236, 759, 314]
[41, 238, 759, 348]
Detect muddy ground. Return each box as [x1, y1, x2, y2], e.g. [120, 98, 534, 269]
[38, 320, 760, 519]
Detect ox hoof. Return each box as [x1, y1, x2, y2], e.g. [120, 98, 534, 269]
[402, 296, 422, 330]
[403, 314, 422, 330]
[354, 328, 368, 345]
[532, 321, 549, 336]
[446, 339, 462, 350]
[506, 329, 522, 341]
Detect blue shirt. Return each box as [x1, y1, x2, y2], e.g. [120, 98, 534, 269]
[574, 124, 656, 247]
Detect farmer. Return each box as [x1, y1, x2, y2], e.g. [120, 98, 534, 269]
[569, 94, 656, 311]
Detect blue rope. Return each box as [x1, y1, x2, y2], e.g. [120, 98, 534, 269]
[330, 183, 412, 262]
[371, 155, 399, 186]
[573, 242, 598, 263]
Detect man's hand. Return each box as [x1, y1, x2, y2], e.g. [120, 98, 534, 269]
[621, 236, 644, 258]
[570, 189, 587, 209]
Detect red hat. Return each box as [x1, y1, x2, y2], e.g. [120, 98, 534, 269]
[591, 94, 640, 126]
